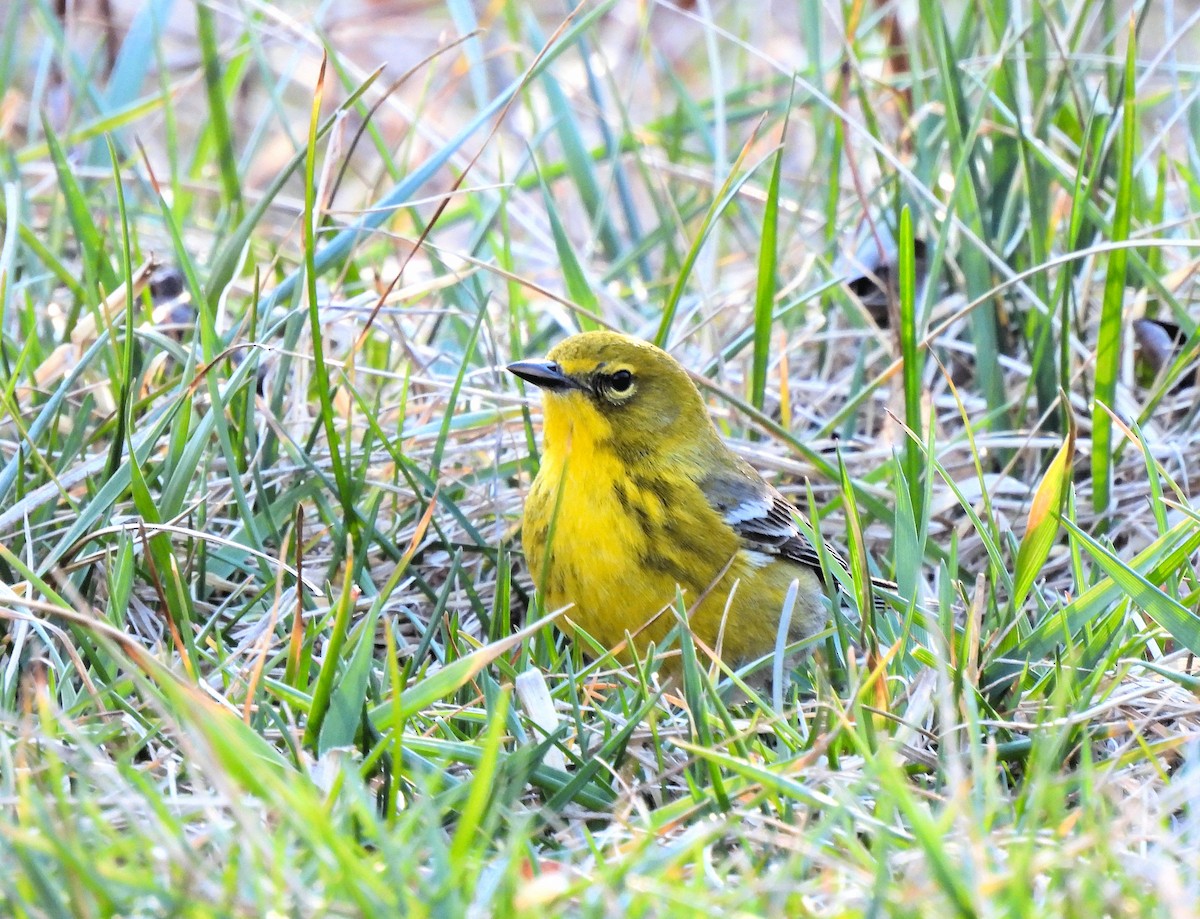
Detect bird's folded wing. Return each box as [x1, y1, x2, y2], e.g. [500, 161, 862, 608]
[699, 468, 840, 578]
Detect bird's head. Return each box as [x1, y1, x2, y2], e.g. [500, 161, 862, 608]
[508, 330, 717, 463]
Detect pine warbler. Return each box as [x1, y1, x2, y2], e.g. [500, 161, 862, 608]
[510, 330, 861, 672]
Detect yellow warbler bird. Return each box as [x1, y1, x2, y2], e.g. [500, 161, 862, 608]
[509, 329, 853, 672]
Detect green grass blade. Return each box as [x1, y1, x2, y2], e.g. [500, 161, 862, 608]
[1091, 21, 1138, 513]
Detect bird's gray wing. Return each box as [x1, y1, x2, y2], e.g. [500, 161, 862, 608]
[698, 466, 841, 579]
[699, 465, 900, 610]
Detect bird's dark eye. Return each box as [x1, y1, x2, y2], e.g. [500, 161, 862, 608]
[609, 370, 634, 393]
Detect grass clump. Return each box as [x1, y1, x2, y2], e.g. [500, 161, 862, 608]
[1, 0, 1199, 915]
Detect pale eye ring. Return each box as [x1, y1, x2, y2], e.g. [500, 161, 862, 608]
[609, 369, 634, 393]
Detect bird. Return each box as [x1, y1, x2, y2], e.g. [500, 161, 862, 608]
[508, 329, 879, 675]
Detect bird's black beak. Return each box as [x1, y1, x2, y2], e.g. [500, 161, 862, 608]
[507, 359, 579, 392]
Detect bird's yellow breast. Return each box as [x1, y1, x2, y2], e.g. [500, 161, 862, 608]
[521, 394, 816, 665]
